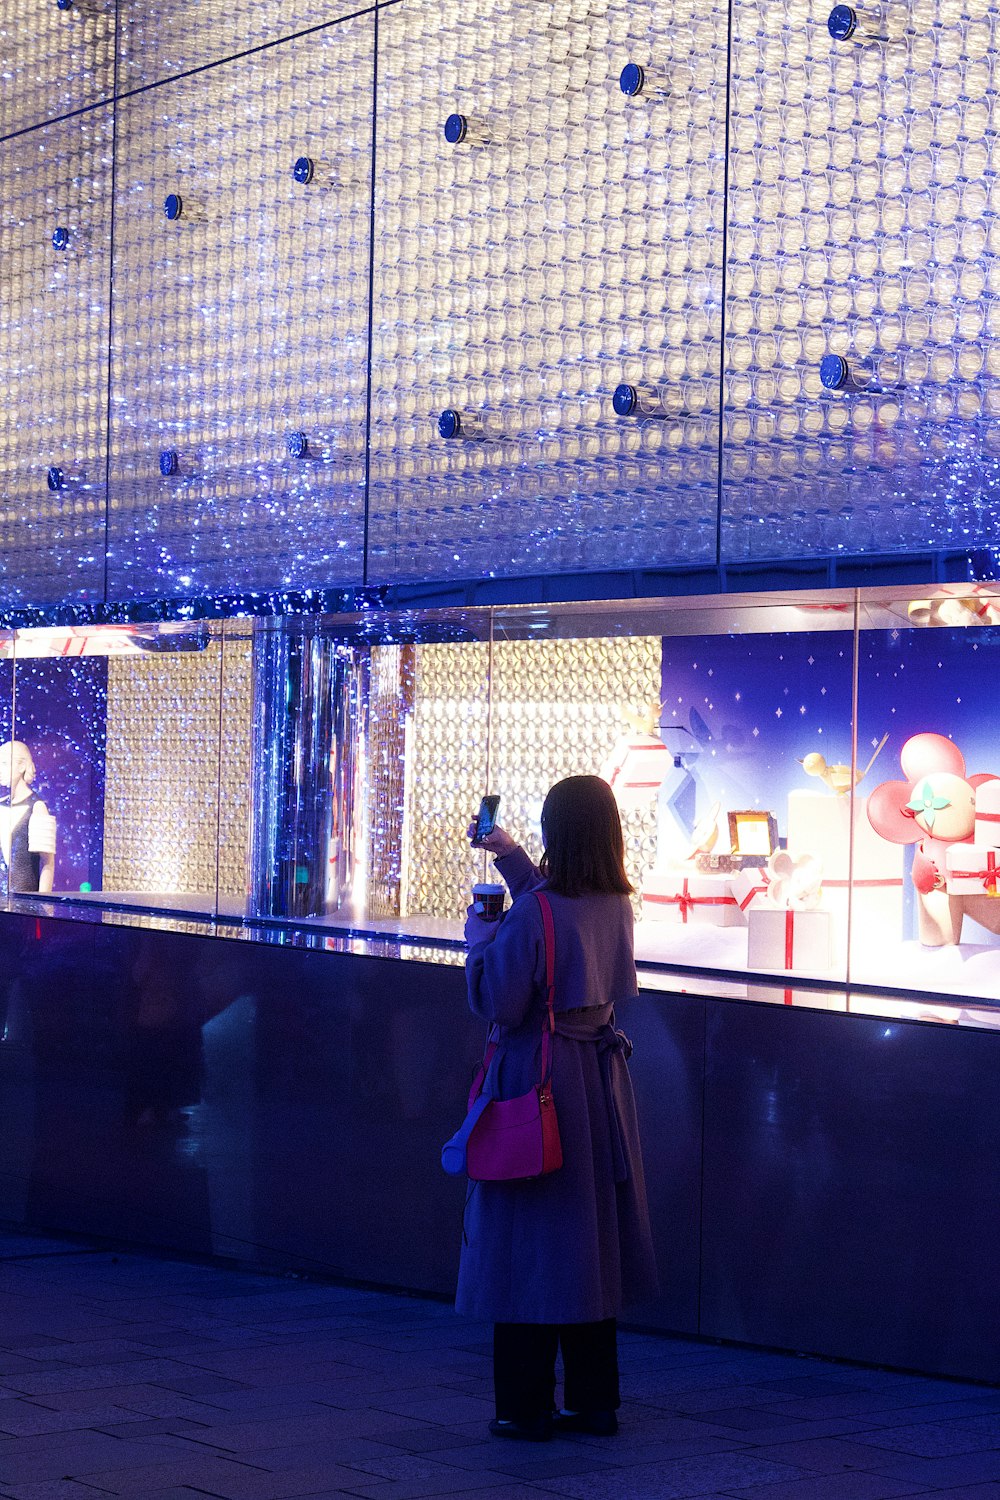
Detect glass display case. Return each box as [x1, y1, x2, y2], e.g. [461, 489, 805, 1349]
[5, 581, 1000, 1008]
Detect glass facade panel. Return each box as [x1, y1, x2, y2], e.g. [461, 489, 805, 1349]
[0, 0, 114, 137]
[721, 0, 1000, 561]
[853, 585, 1000, 999]
[116, 0, 368, 93]
[0, 110, 111, 606]
[107, 18, 373, 599]
[2, 622, 222, 919]
[367, 0, 727, 582]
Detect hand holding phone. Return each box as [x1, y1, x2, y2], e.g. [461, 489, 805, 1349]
[468, 795, 518, 857]
[473, 795, 500, 844]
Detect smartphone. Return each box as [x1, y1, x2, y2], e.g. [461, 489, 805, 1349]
[474, 794, 500, 843]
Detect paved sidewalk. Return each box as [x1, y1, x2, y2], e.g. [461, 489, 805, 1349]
[0, 1229, 996, 1500]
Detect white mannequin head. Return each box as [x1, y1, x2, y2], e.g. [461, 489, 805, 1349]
[0, 741, 36, 793]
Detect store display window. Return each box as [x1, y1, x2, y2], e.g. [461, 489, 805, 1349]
[5, 584, 1000, 1005]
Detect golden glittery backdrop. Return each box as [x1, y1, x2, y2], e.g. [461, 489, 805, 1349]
[103, 638, 251, 901]
[404, 635, 661, 919]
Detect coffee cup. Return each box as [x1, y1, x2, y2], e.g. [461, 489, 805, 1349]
[472, 882, 505, 921]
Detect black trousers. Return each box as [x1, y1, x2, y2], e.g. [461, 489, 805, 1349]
[493, 1319, 619, 1420]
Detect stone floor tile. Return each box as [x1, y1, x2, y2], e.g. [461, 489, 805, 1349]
[91, 1414, 227, 1440]
[148, 1373, 253, 1398]
[0, 1401, 138, 1437]
[498, 1436, 743, 1477]
[177, 1411, 404, 1454]
[325, 1472, 518, 1500]
[859, 1451, 1000, 1488]
[907, 1486, 1000, 1498]
[2, 1361, 191, 1397]
[334, 1490, 553, 1500]
[68, 1456, 274, 1498]
[851, 1413, 1000, 1457]
[757, 1377, 873, 1399]
[0, 1430, 193, 1483]
[0, 1483, 115, 1500]
[367, 1395, 496, 1426]
[753, 1438, 1000, 1488]
[368, 1430, 484, 1456]
[523, 1451, 810, 1498]
[751, 1394, 1000, 1426]
[723, 1469, 927, 1498]
[185, 1387, 361, 1414]
[416, 1490, 599, 1500]
[28, 1386, 226, 1419]
[748, 1434, 941, 1474]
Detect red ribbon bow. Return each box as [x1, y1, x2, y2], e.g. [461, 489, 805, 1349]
[951, 850, 998, 895]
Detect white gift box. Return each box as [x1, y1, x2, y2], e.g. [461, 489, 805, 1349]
[600, 733, 671, 809]
[747, 906, 834, 972]
[786, 790, 903, 939]
[642, 869, 742, 927]
[729, 866, 770, 915]
[974, 780, 1000, 849]
[945, 843, 1000, 898]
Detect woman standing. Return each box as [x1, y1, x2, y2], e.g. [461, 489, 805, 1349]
[460, 775, 657, 1442]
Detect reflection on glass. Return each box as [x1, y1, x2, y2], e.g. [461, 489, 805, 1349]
[4, 621, 223, 920]
[7, 585, 1000, 1009]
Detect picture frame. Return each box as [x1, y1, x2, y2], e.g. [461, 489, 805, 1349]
[728, 809, 779, 858]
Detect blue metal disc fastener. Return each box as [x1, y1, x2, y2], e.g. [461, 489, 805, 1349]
[46, 467, 65, 491]
[56, 0, 73, 10]
[613, 383, 639, 416]
[820, 354, 850, 390]
[827, 5, 858, 39]
[444, 114, 468, 144]
[52, 226, 70, 250]
[159, 450, 179, 476]
[619, 62, 645, 97]
[293, 156, 314, 185]
[164, 192, 183, 221]
[287, 431, 309, 459]
[438, 409, 462, 439]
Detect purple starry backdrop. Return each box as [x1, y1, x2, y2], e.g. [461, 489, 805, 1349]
[0, 659, 107, 897]
[659, 625, 1000, 841]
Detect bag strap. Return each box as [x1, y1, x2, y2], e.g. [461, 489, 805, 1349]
[470, 890, 557, 1101]
[535, 890, 556, 1087]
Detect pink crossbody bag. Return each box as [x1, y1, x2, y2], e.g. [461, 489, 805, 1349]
[441, 891, 563, 1182]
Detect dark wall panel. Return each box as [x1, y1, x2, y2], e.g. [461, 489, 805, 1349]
[622, 991, 704, 1337]
[700, 999, 1000, 1382]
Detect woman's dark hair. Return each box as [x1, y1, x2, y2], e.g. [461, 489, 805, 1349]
[539, 775, 633, 898]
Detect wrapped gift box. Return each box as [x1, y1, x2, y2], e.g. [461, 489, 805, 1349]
[600, 733, 671, 809]
[642, 869, 742, 926]
[730, 866, 770, 914]
[786, 790, 903, 940]
[945, 844, 1000, 897]
[747, 906, 834, 972]
[974, 780, 1000, 848]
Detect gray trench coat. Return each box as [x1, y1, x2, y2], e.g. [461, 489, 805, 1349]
[456, 847, 658, 1324]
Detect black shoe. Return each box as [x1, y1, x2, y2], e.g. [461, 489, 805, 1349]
[489, 1414, 553, 1442]
[552, 1408, 618, 1436]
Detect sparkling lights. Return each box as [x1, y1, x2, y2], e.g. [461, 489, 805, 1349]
[368, 0, 726, 584]
[1, 0, 1000, 612]
[722, 0, 998, 561]
[108, 15, 372, 599]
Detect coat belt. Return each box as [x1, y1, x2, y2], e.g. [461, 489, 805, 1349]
[553, 1008, 633, 1184]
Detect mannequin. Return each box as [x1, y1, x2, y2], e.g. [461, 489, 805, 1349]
[0, 742, 56, 895]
